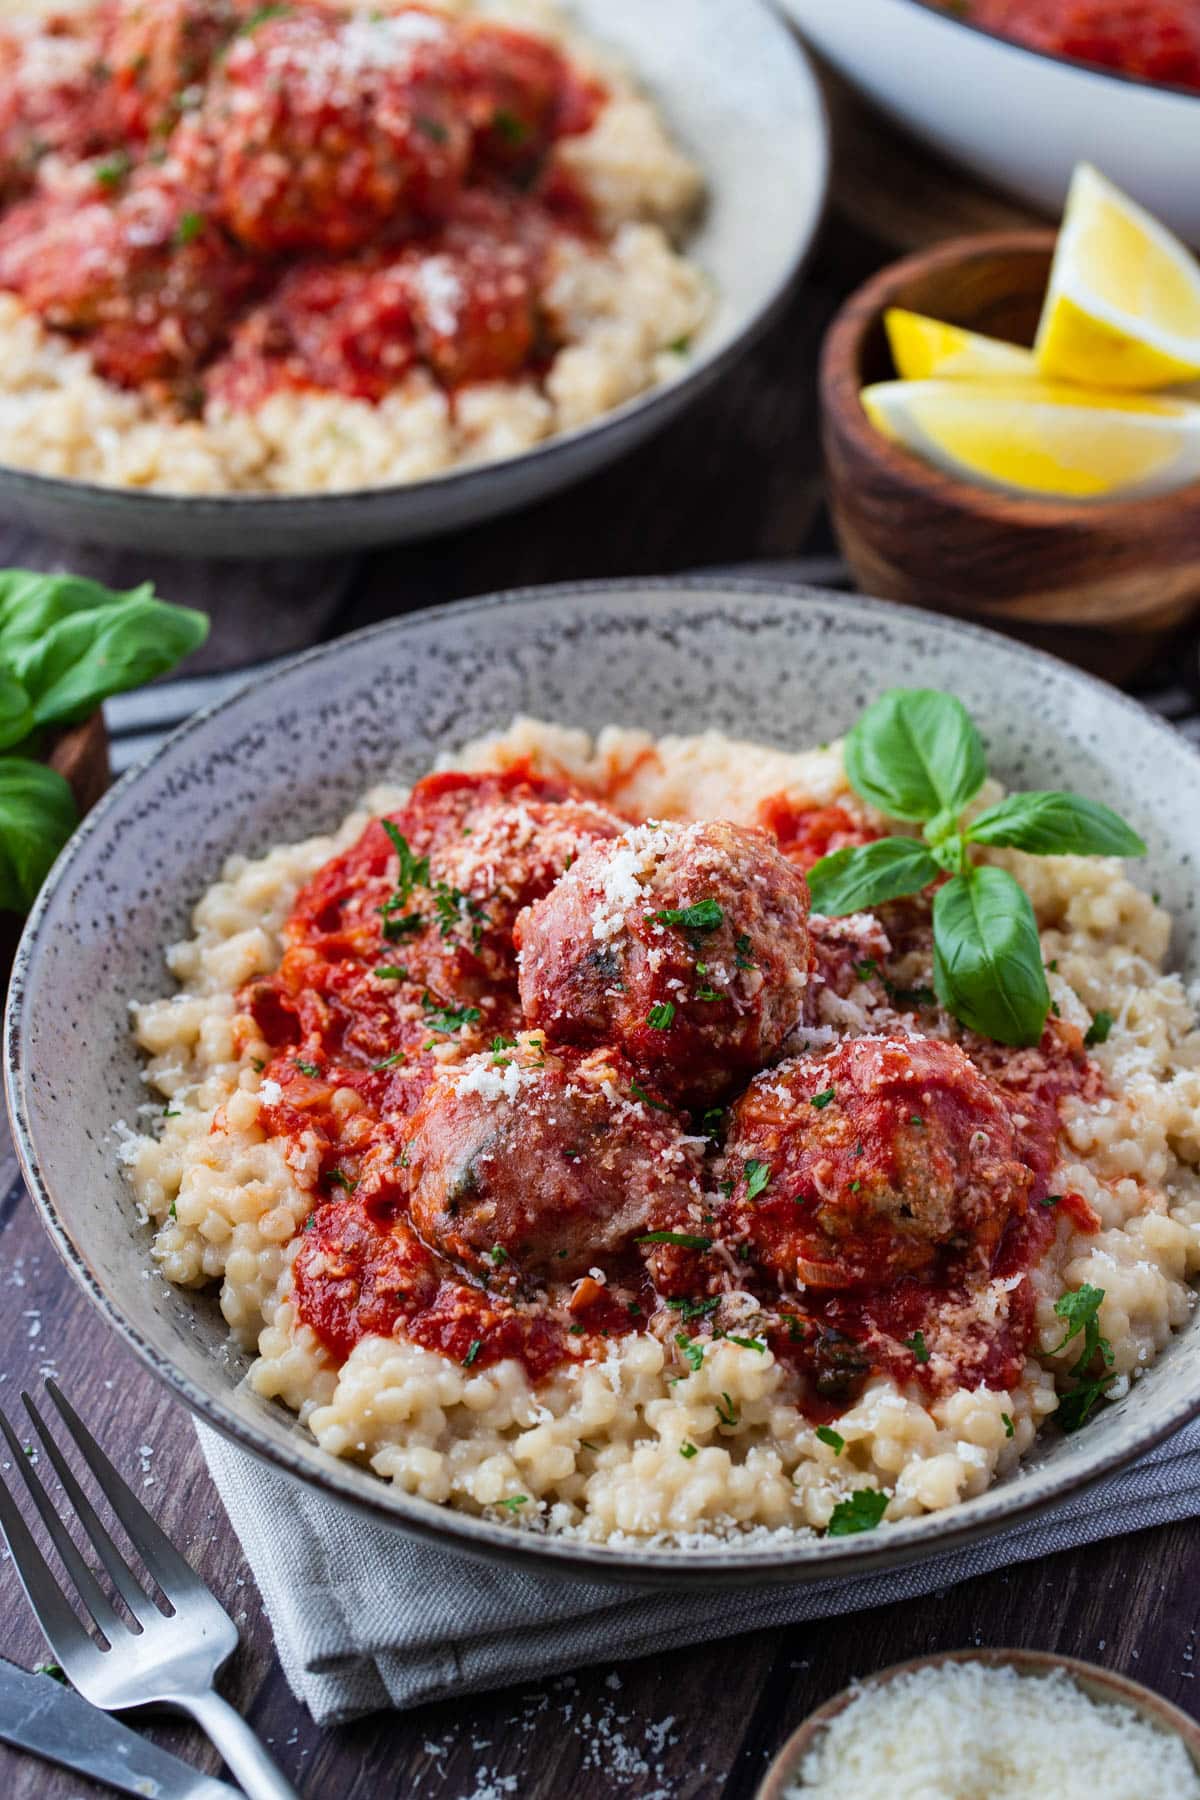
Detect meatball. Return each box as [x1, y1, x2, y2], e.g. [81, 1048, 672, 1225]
[102, 0, 249, 140]
[207, 193, 547, 408]
[722, 1036, 1033, 1291]
[0, 168, 259, 387]
[196, 6, 472, 255]
[405, 1037, 706, 1282]
[515, 819, 814, 1106]
[0, 12, 108, 196]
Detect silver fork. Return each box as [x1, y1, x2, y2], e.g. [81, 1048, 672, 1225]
[0, 1381, 298, 1800]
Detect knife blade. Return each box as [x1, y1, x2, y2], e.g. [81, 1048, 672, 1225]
[0, 1658, 242, 1799]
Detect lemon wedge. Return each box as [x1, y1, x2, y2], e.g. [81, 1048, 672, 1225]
[861, 378, 1200, 500]
[1035, 165, 1200, 390]
[885, 309, 1036, 381]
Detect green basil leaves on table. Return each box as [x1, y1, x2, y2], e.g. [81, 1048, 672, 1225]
[0, 757, 79, 914]
[809, 687, 1146, 1047]
[0, 571, 208, 913]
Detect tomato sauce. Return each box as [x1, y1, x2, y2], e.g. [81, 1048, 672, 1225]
[946, 0, 1200, 91]
[757, 796, 880, 870]
[0, 0, 606, 400]
[252, 770, 1107, 1411]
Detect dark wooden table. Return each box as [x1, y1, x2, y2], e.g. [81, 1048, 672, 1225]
[2, 206, 1200, 1800]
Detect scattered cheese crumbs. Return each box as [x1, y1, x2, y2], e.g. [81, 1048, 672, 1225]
[790, 1662, 1200, 1799]
[259, 1079, 283, 1105]
[455, 1059, 538, 1103]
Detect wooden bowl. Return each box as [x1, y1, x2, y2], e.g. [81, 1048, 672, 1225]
[820, 230, 1200, 679]
[757, 1648, 1200, 1797]
[0, 710, 110, 980]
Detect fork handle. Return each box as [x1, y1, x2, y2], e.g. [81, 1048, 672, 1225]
[171, 1687, 299, 1800]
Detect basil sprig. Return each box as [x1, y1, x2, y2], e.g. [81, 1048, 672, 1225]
[808, 689, 1146, 1047]
[0, 571, 208, 913]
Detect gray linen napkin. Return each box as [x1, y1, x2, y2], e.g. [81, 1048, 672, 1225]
[199, 1418, 1200, 1724]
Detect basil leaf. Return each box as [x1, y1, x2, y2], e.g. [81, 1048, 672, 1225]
[0, 756, 77, 912]
[932, 866, 1050, 1046]
[0, 582, 208, 728]
[844, 688, 986, 823]
[966, 790, 1146, 859]
[0, 671, 34, 751]
[807, 836, 939, 917]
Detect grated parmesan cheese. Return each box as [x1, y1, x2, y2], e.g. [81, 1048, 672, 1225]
[790, 1661, 1200, 1799]
[453, 1059, 538, 1104]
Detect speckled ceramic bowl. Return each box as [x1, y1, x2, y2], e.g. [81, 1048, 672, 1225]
[757, 1649, 1200, 1796]
[0, 0, 828, 558]
[7, 580, 1200, 1584]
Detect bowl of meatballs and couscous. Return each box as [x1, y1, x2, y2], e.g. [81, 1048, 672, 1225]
[8, 578, 1200, 1583]
[0, 0, 828, 555]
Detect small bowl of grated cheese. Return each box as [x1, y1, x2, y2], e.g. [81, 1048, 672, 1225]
[758, 1650, 1200, 1800]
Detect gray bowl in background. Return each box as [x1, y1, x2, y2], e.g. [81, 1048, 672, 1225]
[0, 0, 829, 557]
[9, 581, 1200, 1584]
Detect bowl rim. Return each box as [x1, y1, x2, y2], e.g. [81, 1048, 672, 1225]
[902, 0, 1200, 105]
[756, 1645, 1200, 1796]
[9, 574, 1200, 1585]
[0, 0, 830, 519]
[819, 226, 1200, 533]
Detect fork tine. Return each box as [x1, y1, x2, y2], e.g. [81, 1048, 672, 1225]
[0, 1419, 104, 1673]
[45, 1383, 204, 1601]
[23, 1391, 161, 1626]
[0, 1406, 123, 1639]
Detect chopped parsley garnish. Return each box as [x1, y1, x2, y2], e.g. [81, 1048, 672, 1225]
[854, 958, 878, 981]
[293, 1059, 320, 1077]
[849, 1180, 861, 1193]
[826, 1487, 889, 1536]
[372, 1050, 406, 1071]
[175, 210, 205, 245]
[727, 1334, 766, 1353]
[882, 977, 936, 1008]
[1052, 1283, 1111, 1367]
[422, 994, 482, 1033]
[487, 1245, 508, 1266]
[381, 911, 424, 941]
[744, 1159, 771, 1201]
[1001, 1412, 1015, 1439]
[568, 1323, 585, 1335]
[462, 1339, 483, 1367]
[694, 985, 723, 1002]
[168, 1201, 177, 1220]
[1052, 1283, 1116, 1431]
[910, 1114, 924, 1127]
[674, 1332, 705, 1372]
[416, 113, 450, 143]
[162, 1103, 180, 1118]
[700, 1106, 725, 1137]
[668, 334, 692, 354]
[433, 882, 488, 945]
[238, 3, 292, 33]
[636, 1231, 713, 1250]
[905, 1330, 930, 1364]
[94, 151, 131, 189]
[492, 107, 529, 145]
[328, 1170, 356, 1193]
[717, 1178, 734, 1197]
[716, 1392, 738, 1426]
[630, 1079, 672, 1113]
[667, 1295, 720, 1321]
[679, 1441, 698, 1459]
[1041, 1193, 1062, 1208]
[1085, 1008, 1114, 1047]
[492, 1034, 517, 1052]
[815, 1425, 844, 1454]
[381, 820, 429, 902]
[303, 1212, 317, 1231]
[651, 898, 724, 932]
[34, 1662, 66, 1683]
[498, 1494, 528, 1511]
[250, 1057, 265, 1072]
[374, 965, 408, 980]
[734, 932, 755, 969]
[810, 1088, 837, 1110]
[647, 1001, 676, 1030]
